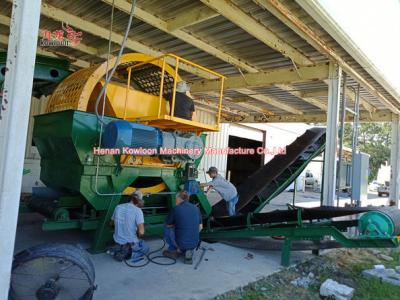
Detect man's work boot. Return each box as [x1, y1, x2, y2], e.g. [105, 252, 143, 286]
[163, 249, 178, 259]
[184, 250, 193, 265]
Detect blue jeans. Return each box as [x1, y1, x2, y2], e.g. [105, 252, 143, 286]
[131, 240, 150, 262]
[227, 195, 239, 216]
[164, 226, 178, 251]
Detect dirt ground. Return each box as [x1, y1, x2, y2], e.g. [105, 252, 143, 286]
[213, 247, 400, 300]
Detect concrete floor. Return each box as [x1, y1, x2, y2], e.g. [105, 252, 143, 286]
[14, 213, 310, 300]
[13, 190, 387, 299]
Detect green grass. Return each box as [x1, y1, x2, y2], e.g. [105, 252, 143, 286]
[213, 249, 400, 300]
[354, 277, 400, 300]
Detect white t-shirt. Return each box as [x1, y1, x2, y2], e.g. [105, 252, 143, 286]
[112, 202, 144, 245]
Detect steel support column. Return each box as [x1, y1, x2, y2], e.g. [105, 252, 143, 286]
[390, 114, 400, 207]
[322, 62, 342, 206]
[351, 85, 361, 205]
[0, 0, 41, 297]
[336, 73, 347, 206]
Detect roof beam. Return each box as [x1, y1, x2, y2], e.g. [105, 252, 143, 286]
[102, 0, 259, 73]
[303, 82, 375, 113]
[194, 98, 248, 117]
[235, 88, 303, 114]
[191, 63, 329, 92]
[301, 89, 326, 98]
[232, 100, 274, 115]
[275, 83, 327, 110]
[240, 110, 393, 123]
[0, 33, 89, 68]
[37, 2, 214, 79]
[255, 0, 400, 114]
[200, 0, 313, 66]
[167, 5, 218, 31]
[346, 90, 375, 113]
[202, 91, 268, 115]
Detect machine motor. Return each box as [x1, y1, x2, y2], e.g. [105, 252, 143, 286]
[102, 120, 204, 163]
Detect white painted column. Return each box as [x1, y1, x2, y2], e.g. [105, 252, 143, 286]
[0, 0, 41, 297]
[390, 114, 400, 207]
[322, 62, 342, 206]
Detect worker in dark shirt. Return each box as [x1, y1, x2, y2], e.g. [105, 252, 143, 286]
[163, 190, 203, 264]
[165, 81, 196, 120]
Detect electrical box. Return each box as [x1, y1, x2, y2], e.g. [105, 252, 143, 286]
[352, 152, 370, 205]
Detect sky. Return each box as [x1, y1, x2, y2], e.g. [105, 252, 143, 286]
[318, 0, 400, 94]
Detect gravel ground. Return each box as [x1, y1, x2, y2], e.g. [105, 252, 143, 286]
[213, 248, 400, 300]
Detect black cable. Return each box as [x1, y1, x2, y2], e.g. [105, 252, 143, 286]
[124, 239, 176, 268]
[95, 0, 137, 125]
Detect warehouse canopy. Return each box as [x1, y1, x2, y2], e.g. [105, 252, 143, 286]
[1, 0, 399, 123]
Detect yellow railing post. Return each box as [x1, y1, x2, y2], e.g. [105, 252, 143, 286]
[158, 58, 166, 118]
[216, 77, 225, 126]
[170, 57, 180, 118]
[123, 53, 225, 131]
[124, 67, 132, 120]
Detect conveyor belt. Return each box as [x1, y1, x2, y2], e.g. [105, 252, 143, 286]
[235, 127, 326, 214]
[210, 206, 373, 228]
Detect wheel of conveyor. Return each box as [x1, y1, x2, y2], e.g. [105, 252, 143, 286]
[358, 207, 400, 237]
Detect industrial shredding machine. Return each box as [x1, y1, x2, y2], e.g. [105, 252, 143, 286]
[22, 53, 400, 266]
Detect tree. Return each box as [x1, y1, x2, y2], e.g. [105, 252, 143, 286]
[343, 122, 391, 182]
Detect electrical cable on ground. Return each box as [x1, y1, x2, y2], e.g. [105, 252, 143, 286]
[124, 239, 177, 268]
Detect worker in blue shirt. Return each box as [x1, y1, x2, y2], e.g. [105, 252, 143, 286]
[201, 166, 239, 216]
[163, 190, 203, 264]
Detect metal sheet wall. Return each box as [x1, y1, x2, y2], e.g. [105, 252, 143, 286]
[197, 109, 229, 182]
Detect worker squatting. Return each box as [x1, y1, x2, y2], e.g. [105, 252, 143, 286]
[93, 146, 286, 156]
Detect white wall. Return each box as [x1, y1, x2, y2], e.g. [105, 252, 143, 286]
[243, 123, 312, 164]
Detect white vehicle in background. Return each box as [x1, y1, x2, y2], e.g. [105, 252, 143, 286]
[368, 180, 381, 192]
[304, 170, 318, 189]
[377, 181, 390, 197]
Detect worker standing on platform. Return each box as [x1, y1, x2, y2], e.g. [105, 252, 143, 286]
[163, 191, 203, 264]
[166, 80, 196, 120]
[109, 191, 148, 261]
[201, 166, 239, 216]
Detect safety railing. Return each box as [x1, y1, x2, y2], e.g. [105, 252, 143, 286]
[124, 53, 225, 130]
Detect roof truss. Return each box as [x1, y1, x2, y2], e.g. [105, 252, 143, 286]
[191, 63, 329, 92]
[167, 5, 218, 31]
[255, 0, 400, 114]
[102, 0, 260, 73]
[200, 0, 313, 66]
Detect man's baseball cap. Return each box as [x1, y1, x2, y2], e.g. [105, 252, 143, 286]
[176, 81, 190, 93]
[206, 166, 218, 174]
[131, 190, 143, 201]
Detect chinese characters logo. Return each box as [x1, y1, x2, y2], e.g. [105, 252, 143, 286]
[40, 23, 83, 47]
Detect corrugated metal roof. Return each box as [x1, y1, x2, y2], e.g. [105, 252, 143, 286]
[0, 0, 398, 121]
